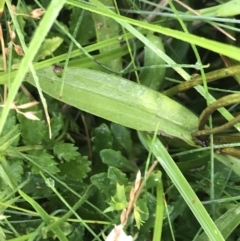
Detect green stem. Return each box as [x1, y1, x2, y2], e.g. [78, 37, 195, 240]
[45, 185, 97, 232]
[198, 93, 240, 131]
[163, 65, 240, 96]
[219, 147, 240, 158]
[192, 114, 240, 137]
[192, 93, 240, 138]
[152, 178, 164, 241]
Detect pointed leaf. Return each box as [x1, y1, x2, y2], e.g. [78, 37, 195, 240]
[107, 166, 128, 186]
[92, 123, 113, 152]
[27, 67, 198, 146]
[90, 173, 109, 191]
[110, 123, 132, 154]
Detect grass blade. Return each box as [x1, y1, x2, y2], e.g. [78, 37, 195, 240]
[138, 132, 225, 241]
[0, 0, 67, 134]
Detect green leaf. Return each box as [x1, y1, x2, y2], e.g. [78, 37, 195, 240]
[146, 170, 162, 189]
[216, 0, 240, 17]
[90, 173, 109, 191]
[22, 175, 53, 196]
[170, 196, 188, 221]
[0, 0, 5, 18]
[215, 153, 240, 177]
[69, 7, 95, 45]
[48, 113, 64, 140]
[176, 151, 209, 173]
[0, 126, 20, 152]
[54, 222, 73, 238]
[14, 92, 46, 145]
[115, 183, 127, 204]
[20, 189, 50, 221]
[0, 227, 6, 241]
[35, 37, 64, 60]
[140, 32, 166, 90]
[30, 150, 60, 174]
[197, 0, 240, 17]
[196, 204, 240, 241]
[91, 0, 121, 71]
[59, 155, 91, 181]
[134, 198, 149, 229]
[19, 190, 68, 241]
[73, 0, 240, 62]
[0, 111, 19, 147]
[110, 123, 132, 154]
[153, 176, 164, 241]
[67, 225, 85, 241]
[104, 183, 128, 213]
[9, 160, 23, 184]
[139, 132, 225, 241]
[0, 156, 17, 189]
[0, 0, 67, 136]
[27, 67, 199, 146]
[53, 143, 79, 162]
[100, 149, 137, 172]
[92, 123, 113, 153]
[107, 166, 128, 186]
[18, 110, 47, 145]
